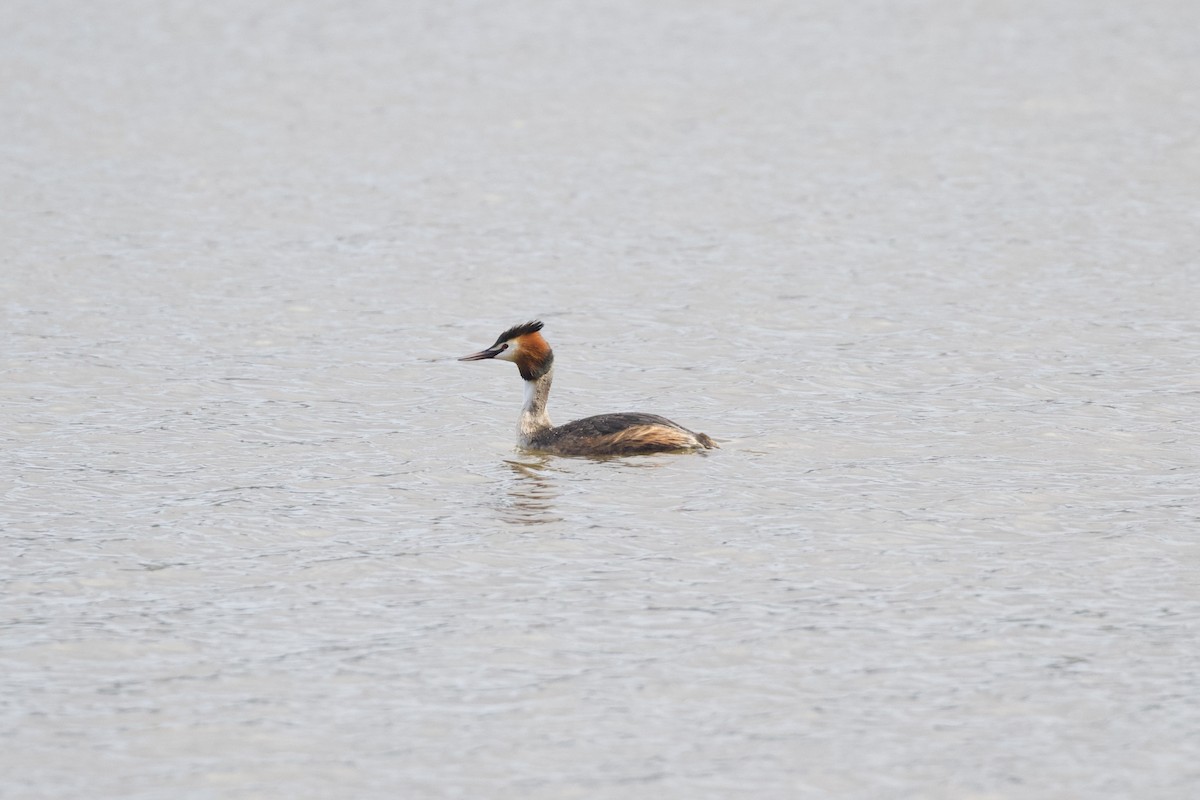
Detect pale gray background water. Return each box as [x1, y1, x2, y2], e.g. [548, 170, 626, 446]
[3, 1, 1198, 798]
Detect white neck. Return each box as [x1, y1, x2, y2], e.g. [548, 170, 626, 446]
[517, 367, 554, 446]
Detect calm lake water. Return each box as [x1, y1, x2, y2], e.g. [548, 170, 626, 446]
[3, 1, 1199, 798]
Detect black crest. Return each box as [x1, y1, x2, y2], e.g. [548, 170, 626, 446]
[493, 320, 544, 345]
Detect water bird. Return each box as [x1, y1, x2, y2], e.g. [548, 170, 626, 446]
[458, 321, 717, 456]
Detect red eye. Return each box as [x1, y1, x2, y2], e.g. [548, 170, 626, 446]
[500, 343, 509, 350]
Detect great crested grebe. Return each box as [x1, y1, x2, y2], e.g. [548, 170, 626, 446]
[459, 321, 717, 456]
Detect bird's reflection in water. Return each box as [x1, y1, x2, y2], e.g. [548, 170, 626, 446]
[498, 457, 563, 526]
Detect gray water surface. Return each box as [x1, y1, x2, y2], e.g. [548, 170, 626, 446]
[3, 1, 1199, 798]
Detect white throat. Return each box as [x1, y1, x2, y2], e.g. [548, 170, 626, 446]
[517, 368, 554, 446]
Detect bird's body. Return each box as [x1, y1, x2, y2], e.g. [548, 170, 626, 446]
[459, 321, 716, 457]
